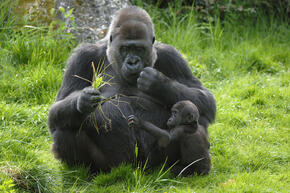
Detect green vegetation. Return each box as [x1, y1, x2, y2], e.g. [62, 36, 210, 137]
[0, 1, 289, 192]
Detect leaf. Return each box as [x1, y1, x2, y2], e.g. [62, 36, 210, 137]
[92, 76, 103, 89]
[59, 6, 65, 15]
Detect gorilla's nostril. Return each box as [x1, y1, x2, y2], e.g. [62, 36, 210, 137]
[126, 58, 141, 71]
[128, 61, 136, 65]
[127, 58, 139, 66]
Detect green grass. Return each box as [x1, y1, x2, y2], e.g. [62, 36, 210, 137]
[0, 1, 289, 192]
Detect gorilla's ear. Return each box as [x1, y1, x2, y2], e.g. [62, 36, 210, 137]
[186, 113, 198, 129]
[152, 36, 155, 44]
[186, 113, 195, 124]
[110, 35, 113, 43]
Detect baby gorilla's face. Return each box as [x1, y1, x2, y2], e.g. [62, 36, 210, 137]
[167, 100, 200, 129]
[167, 108, 181, 128]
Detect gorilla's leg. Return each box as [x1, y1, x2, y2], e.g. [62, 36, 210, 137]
[51, 130, 107, 172]
[171, 158, 211, 177]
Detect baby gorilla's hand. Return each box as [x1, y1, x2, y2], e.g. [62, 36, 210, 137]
[127, 115, 140, 128]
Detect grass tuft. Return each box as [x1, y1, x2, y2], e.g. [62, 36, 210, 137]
[0, 1, 289, 192]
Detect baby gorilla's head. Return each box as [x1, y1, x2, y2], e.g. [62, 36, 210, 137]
[167, 100, 199, 128]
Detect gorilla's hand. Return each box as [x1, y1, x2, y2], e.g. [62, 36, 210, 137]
[137, 67, 168, 94]
[128, 115, 140, 128]
[76, 86, 102, 114]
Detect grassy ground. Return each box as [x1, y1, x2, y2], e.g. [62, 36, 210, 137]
[0, 1, 289, 192]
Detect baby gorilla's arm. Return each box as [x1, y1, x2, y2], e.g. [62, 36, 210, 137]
[128, 115, 170, 147]
[168, 126, 185, 141]
[141, 121, 171, 147]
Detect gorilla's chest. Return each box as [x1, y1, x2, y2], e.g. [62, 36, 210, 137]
[101, 85, 170, 129]
[129, 93, 170, 127]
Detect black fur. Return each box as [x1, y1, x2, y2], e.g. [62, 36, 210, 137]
[48, 6, 216, 173]
[128, 100, 211, 176]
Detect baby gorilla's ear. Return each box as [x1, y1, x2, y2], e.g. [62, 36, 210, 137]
[186, 113, 195, 124]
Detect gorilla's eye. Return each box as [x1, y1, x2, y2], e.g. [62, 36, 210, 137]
[120, 46, 128, 54]
[171, 110, 178, 116]
[136, 47, 144, 52]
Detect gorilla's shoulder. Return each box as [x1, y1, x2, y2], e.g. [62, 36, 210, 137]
[154, 42, 188, 70]
[154, 42, 181, 55]
[72, 39, 108, 59]
[154, 42, 202, 86]
[64, 39, 109, 76]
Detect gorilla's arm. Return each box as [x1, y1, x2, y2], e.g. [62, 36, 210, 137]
[128, 115, 185, 148]
[48, 43, 106, 132]
[138, 43, 216, 128]
[139, 121, 171, 148]
[157, 79, 215, 129]
[128, 115, 170, 145]
[48, 91, 84, 131]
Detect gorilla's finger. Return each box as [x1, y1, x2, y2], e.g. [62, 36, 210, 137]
[139, 71, 146, 78]
[137, 77, 141, 83]
[137, 76, 150, 84]
[83, 86, 94, 91]
[143, 67, 156, 74]
[128, 115, 135, 119]
[91, 95, 102, 102]
[128, 121, 134, 126]
[138, 85, 148, 91]
[84, 88, 100, 95]
[137, 83, 145, 90]
[141, 69, 152, 77]
[128, 118, 137, 123]
[83, 86, 93, 90]
[138, 80, 150, 90]
[140, 68, 153, 77]
[143, 67, 153, 72]
[137, 77, 145, 86]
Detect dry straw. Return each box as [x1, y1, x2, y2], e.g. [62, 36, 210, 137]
[73, 61, 113, 132]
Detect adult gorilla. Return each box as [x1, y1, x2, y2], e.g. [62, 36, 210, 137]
[48, 6, 216, 174]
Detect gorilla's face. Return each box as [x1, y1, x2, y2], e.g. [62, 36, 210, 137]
[117, 39, 152, 82]
[167, 101, 200, 129]
[107, 20, 157, 84]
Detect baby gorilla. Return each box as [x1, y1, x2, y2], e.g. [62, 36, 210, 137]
[128, 100, 210, 176]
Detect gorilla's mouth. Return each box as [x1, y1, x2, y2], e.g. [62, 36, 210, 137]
[120, 61, 143, 84]
[121, 70, 140, 84]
